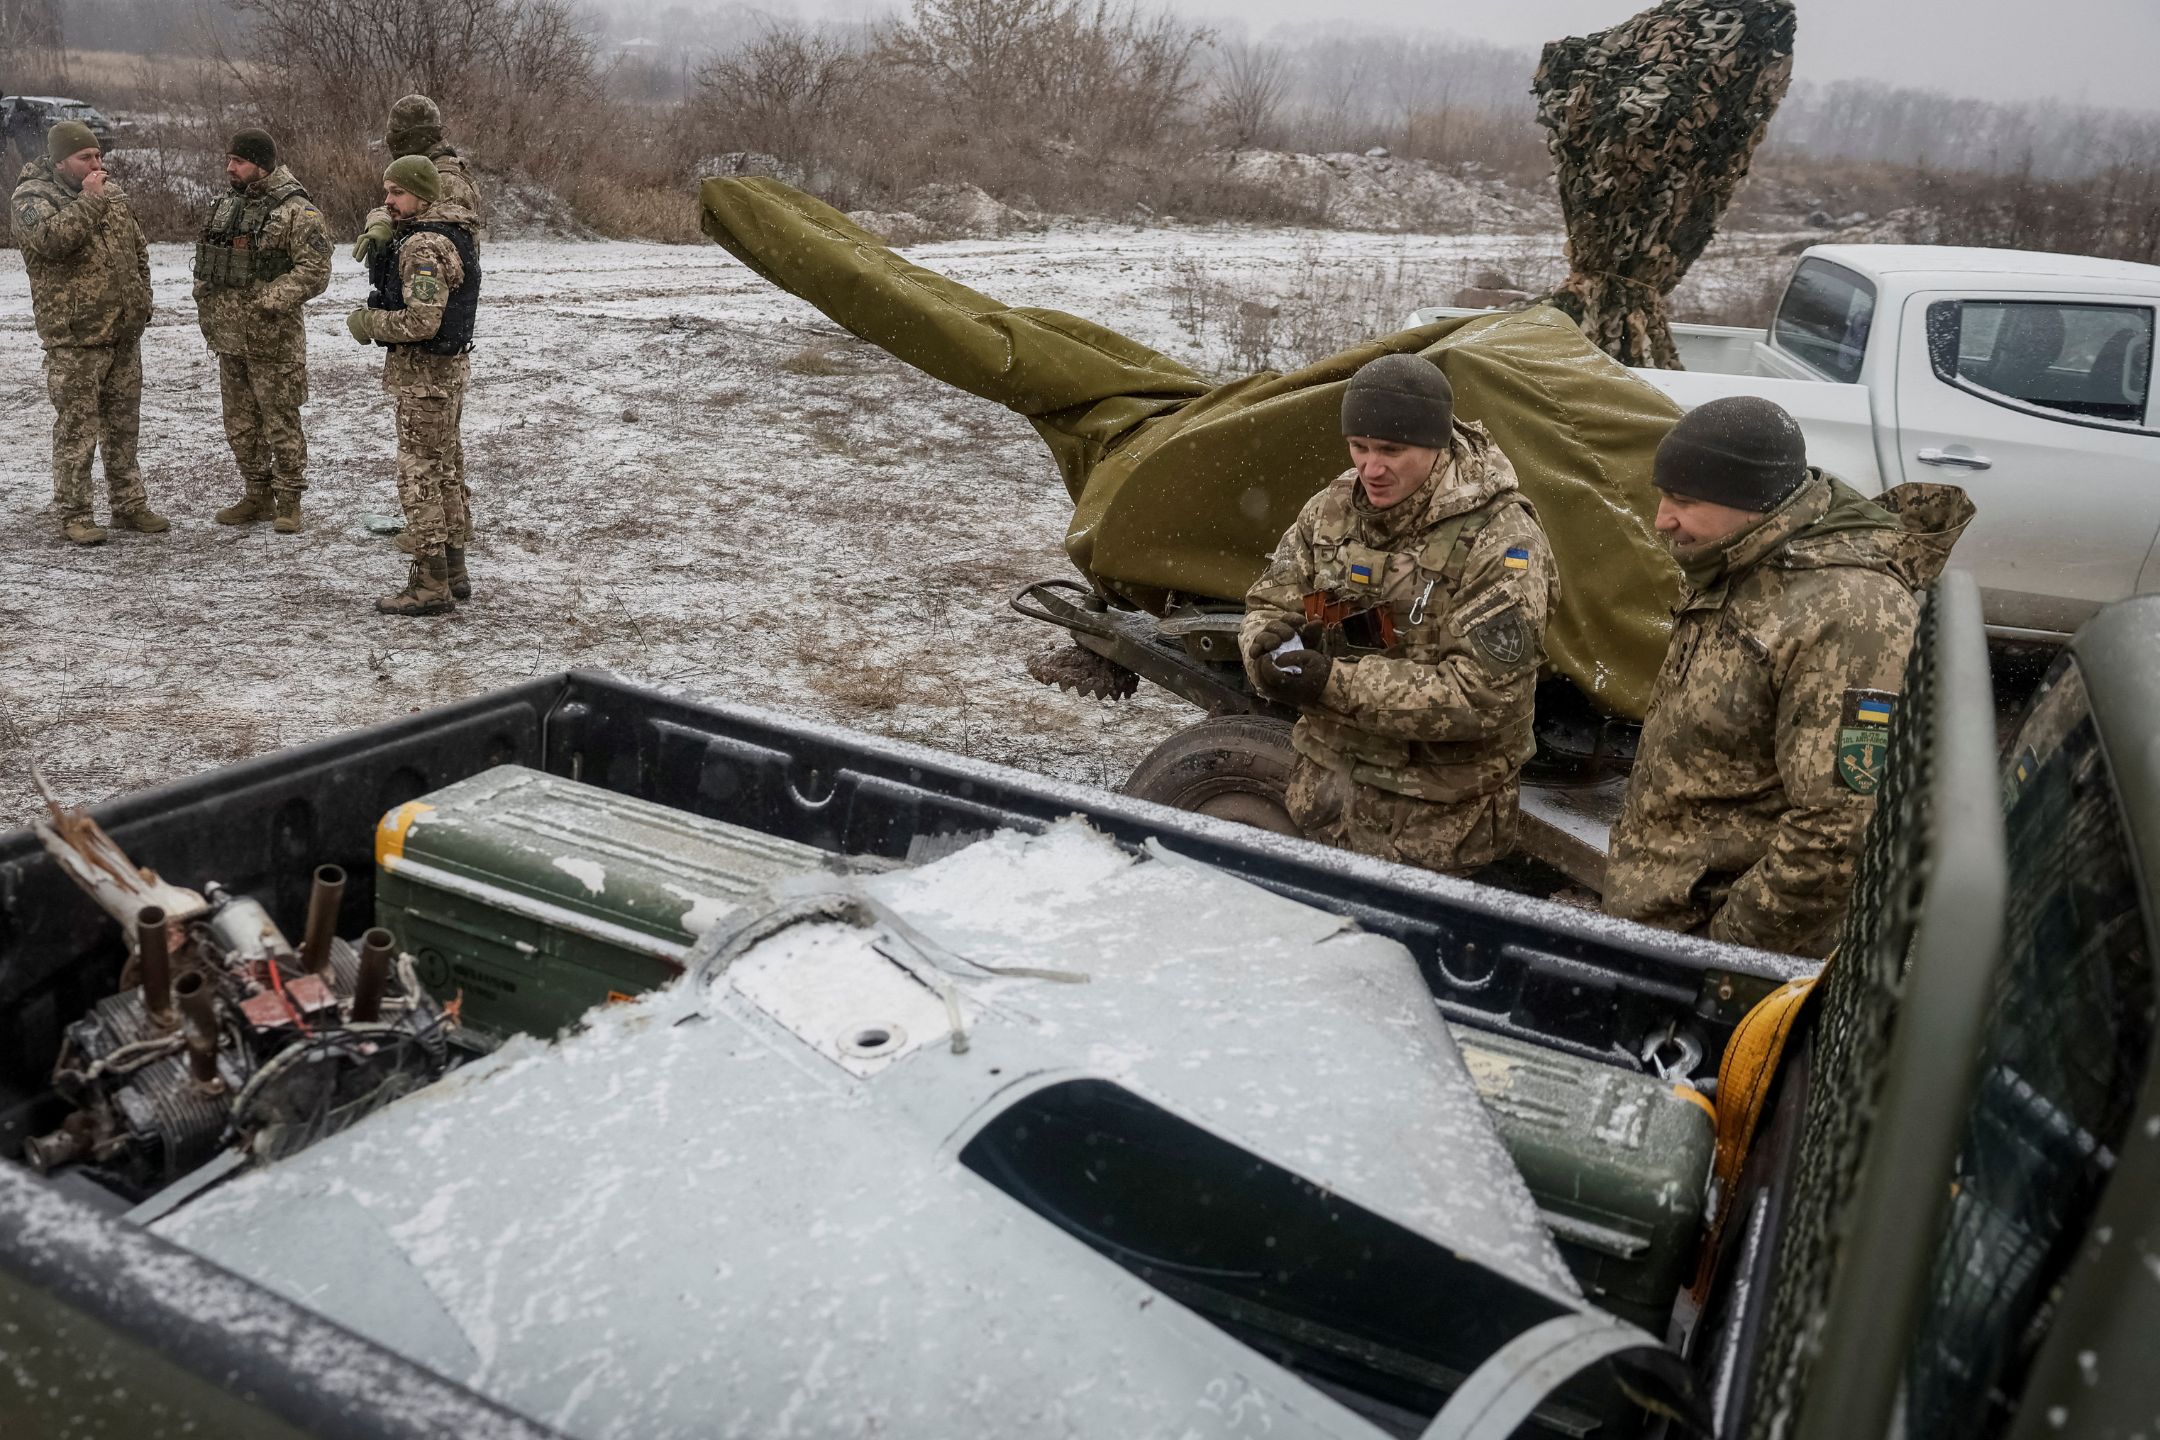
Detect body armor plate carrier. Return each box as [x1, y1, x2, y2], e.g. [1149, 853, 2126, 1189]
[192, 178, 309, 289]
[366, 221, 481, 356]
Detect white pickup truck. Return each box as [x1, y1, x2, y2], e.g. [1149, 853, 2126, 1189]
[1418, 244, 2160, 639]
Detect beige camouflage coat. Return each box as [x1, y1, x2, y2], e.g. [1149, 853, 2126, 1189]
[10, 158, 151, 350]
[192, 165, 332, 361]
[1604, 475, 1973, 957]
[1242, 422, 1560, 807]
[354, 200, 479, 397]
[365, 147, 486, 241]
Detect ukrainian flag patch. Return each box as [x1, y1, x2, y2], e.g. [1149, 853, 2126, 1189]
[1348, 562, 1373, 586]
[1503, 547, 1530, 571]
[1855, 696, 1893, 724]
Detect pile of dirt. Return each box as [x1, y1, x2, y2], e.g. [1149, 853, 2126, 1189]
[1211, 150, 1556, 235]
[480, 167, 596, 241]
[848, 182, 1039, 246]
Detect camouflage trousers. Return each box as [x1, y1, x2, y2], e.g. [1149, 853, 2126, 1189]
[44, 341, 147, 520]
[1286, 755, 1519, 876]
[392, 378, 469, 559]
[218, 354, 309, 495]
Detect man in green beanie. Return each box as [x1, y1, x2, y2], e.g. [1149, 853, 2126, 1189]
[351, 93, 485, 264]
[1603, 395, 1974, 956]
[1238, 353, 1559, 876]
[9, 119, 162, 545]
[194, 128, 332, 533]
[346, 154, 483, 617]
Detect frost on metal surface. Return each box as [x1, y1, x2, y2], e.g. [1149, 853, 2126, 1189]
[152, 820, 1608, 1439]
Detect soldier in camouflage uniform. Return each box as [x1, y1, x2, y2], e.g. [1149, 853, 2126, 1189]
[346, 155, 482, 616]
[1241, 355, 1559, 876]
[194, 129, 332, 533]
[353, 95, 485, 565]
[9, 120, 162, 546]
[1604, 397, 1973, 957]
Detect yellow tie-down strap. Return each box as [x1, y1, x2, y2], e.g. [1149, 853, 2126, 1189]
[375, 801, 435, 868]
[1690, 972, 1822, 1300]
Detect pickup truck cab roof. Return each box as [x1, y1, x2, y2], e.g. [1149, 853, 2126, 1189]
[1802, 243, 2160, 294]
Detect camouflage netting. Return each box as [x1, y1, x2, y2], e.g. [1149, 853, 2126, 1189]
[1533, 0, 1797, 369]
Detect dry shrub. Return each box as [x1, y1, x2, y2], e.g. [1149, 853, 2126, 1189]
[688, 1, 1287, 225]
[222, 0, 602, 232]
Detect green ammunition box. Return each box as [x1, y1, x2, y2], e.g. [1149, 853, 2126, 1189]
[1453, 1026, 1716, 1334]
[374, 766, 829, 1042]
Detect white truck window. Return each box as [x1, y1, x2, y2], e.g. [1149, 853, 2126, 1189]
[1774, 259, 1877, 384]
[1927, 299, 2154, 425]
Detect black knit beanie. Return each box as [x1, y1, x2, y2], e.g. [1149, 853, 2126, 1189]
[228, 128, 277, 171]
[1340, 354, 1454, 450]
[1653, 396, 1809, 512]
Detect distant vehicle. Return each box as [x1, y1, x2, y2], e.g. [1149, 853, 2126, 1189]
[1418, 244, 2160, 641]
[2, 95, 116, 169]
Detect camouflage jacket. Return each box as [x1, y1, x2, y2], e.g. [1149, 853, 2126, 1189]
[192, 165, 333, 362]
[1604, 475, 1974, 957]
[1241, 421, 1560, 804]
[9, 157, 151, 350]
[354, 200, 479, 396]
[364, 146, 486, 241]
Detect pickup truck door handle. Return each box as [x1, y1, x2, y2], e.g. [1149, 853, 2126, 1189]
[1916, 448, 1993, 471]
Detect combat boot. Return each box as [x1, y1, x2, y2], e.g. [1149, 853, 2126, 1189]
[376, 555, 455, 617]
[445, 546, 471, 601]
[61, 515, 107, 547]
[112, 507, 170, 534]
[215, 487, 275, 526]
[272, 493, 303, 534]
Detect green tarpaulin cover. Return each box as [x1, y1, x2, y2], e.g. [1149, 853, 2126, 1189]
[701, 178, 1687, 718]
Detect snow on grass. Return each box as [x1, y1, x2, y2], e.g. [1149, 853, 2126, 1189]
[0, 221, 1791, 827]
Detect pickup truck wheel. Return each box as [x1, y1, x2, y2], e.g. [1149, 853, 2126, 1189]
[1123, 715, 1299, 836]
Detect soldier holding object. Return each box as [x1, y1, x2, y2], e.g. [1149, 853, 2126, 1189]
[1240, 354, 1559, 876]
[9, 119, 160, 545]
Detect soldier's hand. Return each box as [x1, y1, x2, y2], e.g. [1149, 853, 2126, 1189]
[1254, 649, 1333, 709]
[345, 310, 373, 344]
[1247, 617, 1298, 660]
[81, 168, 108, 199]
[350, 219, 393, 263]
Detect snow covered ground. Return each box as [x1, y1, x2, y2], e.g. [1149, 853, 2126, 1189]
[0, 220, 1798, 828]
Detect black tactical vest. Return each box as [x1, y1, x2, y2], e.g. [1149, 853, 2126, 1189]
[192, 178, 308, 288]
[366, 220, 481, 356]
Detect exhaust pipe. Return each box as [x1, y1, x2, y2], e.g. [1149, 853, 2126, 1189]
[352, 928, 395, 1023]
[137, 905, 176, 1029]
[175, 971, 225, 1094]
[299, 864, 346, 976]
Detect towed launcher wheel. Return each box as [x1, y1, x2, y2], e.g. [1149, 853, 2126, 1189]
[1123, 715, 1300, 836]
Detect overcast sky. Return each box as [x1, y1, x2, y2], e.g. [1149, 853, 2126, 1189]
[802, 0, 2160, 112]
[1169, 0, 2160, 111]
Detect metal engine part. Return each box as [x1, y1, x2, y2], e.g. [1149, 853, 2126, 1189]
[25, 856, 453, 1194]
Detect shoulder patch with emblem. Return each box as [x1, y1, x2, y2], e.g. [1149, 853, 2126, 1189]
[1836, 688, 1897, 795]
[17, 201, 44, 228]
[410, 266, 442, 304]
[1469, 603, 1530, 669]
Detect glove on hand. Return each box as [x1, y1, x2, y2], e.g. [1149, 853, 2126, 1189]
[345, 310, 373, 344]
[1247, 616, 1298, 661]
[350, 219, 394, 263]
[1255, 648, 1333, 709]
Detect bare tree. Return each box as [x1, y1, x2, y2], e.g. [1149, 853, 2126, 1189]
[882, 0, 1208, 148]
[1207, 41, 1289, 148]
[695, 24, 864, 164]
